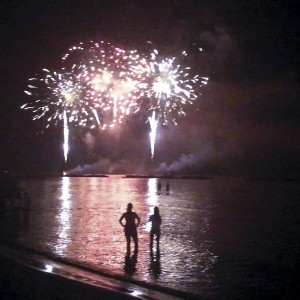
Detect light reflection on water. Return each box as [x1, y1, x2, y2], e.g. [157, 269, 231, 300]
[55, 176, 71, 255]
[144, 178, 160, 233]
[17, 176, 217, 296]
[13, 176, 300, 298]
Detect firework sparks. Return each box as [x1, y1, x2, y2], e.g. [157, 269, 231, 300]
[22, 40, 208, 162]
[22, 41, 150, 164]
[22, 68, 101, 129]
[22, 67, 101, 165]
[62, 41, 148, 128]
[140, 46, 208, 158]
[144, 48, 208, 126]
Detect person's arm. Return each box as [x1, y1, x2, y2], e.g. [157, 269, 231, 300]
[135, 213, 141, 227]
[119, 213, 125, 227]
[159, 216, 162, 226]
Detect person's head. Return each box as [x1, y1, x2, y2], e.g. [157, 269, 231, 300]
[154, 206, 159, 215]
[127, 203, 133, 212]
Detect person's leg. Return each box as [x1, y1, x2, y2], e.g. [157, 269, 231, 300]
[156, 231, 160, 250]
[132, 231, 138, 252]
[125, 234, 131, 254]
[150, 232, 154, 249]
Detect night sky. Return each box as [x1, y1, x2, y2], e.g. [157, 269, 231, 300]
[0, 0, 299, 176]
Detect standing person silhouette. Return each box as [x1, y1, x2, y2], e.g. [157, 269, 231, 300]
[166, 181, 170, 194]
[119, 203, 140, 255]
[157, 180, 162, 194]
[149, 206, 162, 252]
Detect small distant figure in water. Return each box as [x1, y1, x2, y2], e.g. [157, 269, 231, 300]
[149, 206, 162, 251]
[20, 190, 31, 212]
[14, 190, 31, 229]
[157, 180, 162, 194]
[119, 203, 140, 255]
[166, 181, 170, 194]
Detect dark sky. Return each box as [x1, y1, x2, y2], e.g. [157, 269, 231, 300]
[0, 0, 299, 176]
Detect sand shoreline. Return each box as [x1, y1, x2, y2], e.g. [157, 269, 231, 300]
[0, 241, 202, 300]
[0, 209, 202, 300]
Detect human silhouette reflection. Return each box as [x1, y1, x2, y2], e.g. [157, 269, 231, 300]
[119, 203, 140, 255]
[124, 251, 138, 276]
[149, 248, 161, 279]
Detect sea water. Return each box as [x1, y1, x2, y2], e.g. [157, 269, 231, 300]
[7, 176, 300, 298]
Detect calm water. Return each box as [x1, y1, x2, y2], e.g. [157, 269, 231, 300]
[7, 176, 300, 298]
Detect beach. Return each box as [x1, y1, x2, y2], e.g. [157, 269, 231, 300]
[0, 243, 189, 300]
[0, 254, 132, 300]
[1, 175, 300, 299]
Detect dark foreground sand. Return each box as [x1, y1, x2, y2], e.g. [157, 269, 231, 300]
[0, 244, 192, 300]
[0, 255, 130, 300]
[0, 254, 188, 300]
[0, 209, 193, 300]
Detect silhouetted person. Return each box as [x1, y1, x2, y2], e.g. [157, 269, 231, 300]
[149, 206, 162, 251]
[157, 180, 162, 194]
[166, 181, 170, 194]
[119, 203, 140, 255]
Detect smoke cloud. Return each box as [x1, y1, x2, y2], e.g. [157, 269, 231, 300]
[199, 27, 240, 75]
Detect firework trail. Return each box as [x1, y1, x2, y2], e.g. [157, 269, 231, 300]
[63, 110, 69, 162]
[148, 111, 158, 159]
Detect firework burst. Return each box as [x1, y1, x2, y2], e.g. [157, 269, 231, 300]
[141, 46, 208, 158]
[22, 41, 150, 163]
[22, 68, 101, 129]
[144, 48, 208, 126]
[22, 40, 208, 163]
[22, 67, 102, 163]
[62, 41, 148, 128]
